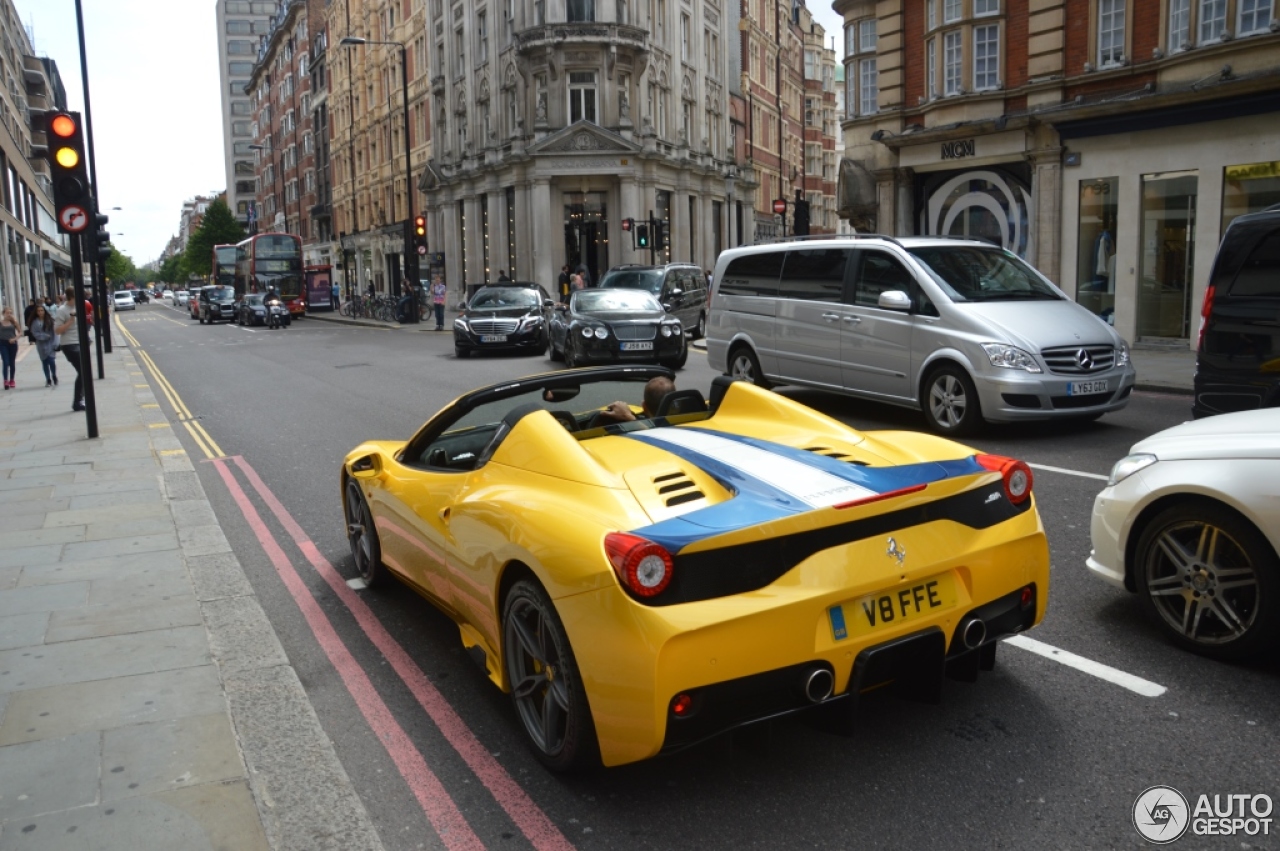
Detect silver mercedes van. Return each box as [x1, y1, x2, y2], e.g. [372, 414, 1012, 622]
[705, 235, 1136, 435]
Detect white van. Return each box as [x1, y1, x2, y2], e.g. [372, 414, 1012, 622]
[705, 235, 1136, 435]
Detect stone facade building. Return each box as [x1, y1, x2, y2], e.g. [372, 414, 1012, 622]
[838, 0, 1280, 350]
[217, 0, 279, 230]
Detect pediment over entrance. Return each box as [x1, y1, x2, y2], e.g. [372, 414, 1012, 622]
[525, 121, 641, 156]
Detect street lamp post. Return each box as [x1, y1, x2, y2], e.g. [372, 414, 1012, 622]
[340, 36, 418, 323]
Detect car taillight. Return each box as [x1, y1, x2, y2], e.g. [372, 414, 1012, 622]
[1197, 284, 1215, 352]
[604, 532, 674, 597]
[976, 454, 1033, 505]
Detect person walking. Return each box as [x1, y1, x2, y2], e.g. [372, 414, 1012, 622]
[54, 286, 88, 411]
[28, 302, 58, 387]
[576, 263, 592, 288]
[557, 265, 571, 302]
[430, 278, 447, 330]
[570, 269, 585, 295]
[0, 306, 20, 389]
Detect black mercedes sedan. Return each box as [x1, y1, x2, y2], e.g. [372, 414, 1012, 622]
[453, 282, 554, 358]
[548, 288, 687, 369]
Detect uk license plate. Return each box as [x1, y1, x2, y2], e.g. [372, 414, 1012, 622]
[1067, 379, 1109, 396]
[620, 341, 654, 351]
[480, 335, 508, 343]
[828, 574, 956, 641]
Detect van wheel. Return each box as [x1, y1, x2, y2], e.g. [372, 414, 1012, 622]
[922, 365, 982, 437]
[728, 346, 770, 390]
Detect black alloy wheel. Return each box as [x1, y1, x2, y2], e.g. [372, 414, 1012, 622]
[1135, 501, 1279, 661]
[502, 579, 599, 771]
[344, 479, 384, 587]
[728, 345, 770, 390]
[922, 364, 983, 437]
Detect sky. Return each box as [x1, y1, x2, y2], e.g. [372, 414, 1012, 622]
[10, 0, 846, 268]
[14, 0, 226, 267]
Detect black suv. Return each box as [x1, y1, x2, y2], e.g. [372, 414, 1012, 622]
[1194, 204, 1280, 417]
[598, 263, 708, 338]
[199, 285, 238, 324]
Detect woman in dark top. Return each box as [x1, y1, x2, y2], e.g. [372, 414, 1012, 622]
[29, 302, 58, 387]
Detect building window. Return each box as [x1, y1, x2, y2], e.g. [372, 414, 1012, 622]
[804, 49, 817, 79]
[567, 0, 595, 22]
[859, 19, 877, 52]
[927, 38, 937, 99]
[1238, 0, 1273, 34]
[806, 143, 821, 176]
[944, 30, 962, 95]
[681, 14, 690, 60]
[455, 28, 465, 75]
[617, 0, 630, 25]
[927, 0, 937, 29]
[569, 71, 597, 123]
[478, 12, 488, 62]
[1200, 0, 1228, 40]
[1169, 0, 1191, 48]
[534, 0, 546, 24]
[859, 58, 878, 114]
[1098, 0, 1126, 66]
[944, 0, 962, 23]
[975, 0, 1000, 14]
[844, 22, 856, 57]
[1075, 177, 1119, 321]
[973, 24, 999, 90]
[844, 65, 856, 118]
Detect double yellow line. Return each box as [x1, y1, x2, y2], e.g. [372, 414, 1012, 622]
[115, 318, 225, 459]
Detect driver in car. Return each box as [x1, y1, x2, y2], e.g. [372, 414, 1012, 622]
[595, 376, 674, 424]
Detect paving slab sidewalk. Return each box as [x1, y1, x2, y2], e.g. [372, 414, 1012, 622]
[0, 335, 383, 850]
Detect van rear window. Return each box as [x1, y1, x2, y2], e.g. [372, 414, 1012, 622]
[1227, 228, 1280, 298]
[719, 253, 783, 298]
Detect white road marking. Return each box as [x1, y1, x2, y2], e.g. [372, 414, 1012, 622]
[1004, 634, 1167, 697]
[1028, 462, 1108, 482]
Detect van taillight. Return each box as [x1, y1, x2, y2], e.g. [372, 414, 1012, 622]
[1197, 284, 1215, 351]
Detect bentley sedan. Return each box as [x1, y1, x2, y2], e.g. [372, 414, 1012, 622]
[549, 289, 687, 369]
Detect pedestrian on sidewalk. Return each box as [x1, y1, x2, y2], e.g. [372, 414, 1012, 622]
[557, 265, 571, 302]
[430, 278, 447, 330]
[0, 305, 20, 388]
[54, 286, 87, 411]
[28, 302, 58, 387]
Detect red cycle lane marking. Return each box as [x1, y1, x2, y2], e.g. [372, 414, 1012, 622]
[210, 458, 485, 851]
[229, 455, 575, 851]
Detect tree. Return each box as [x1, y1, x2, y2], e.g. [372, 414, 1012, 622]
[158, 254, 185, 285]
[105, 246, 136, 286]
[182, 198, 245, 277]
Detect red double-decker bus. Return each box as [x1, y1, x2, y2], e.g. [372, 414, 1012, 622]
[212, 244, 237, 288]
[234, 234, 305, 317]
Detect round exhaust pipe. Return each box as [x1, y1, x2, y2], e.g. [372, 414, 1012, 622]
[960, 617, 987, 651]
[803, 668, 834, 703]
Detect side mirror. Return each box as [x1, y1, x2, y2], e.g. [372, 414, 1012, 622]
[669, 288, 684, 298]
[878, 290, 912, 312]
[543, 299, 555, 309]
[348, 454, 382, 479]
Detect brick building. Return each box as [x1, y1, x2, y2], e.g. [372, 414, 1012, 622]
[838, 0, 1280, 349]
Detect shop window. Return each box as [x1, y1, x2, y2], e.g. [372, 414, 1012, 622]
[1076, 177, 1119, 325]
[1222, 161, 1280, 232]
[1138, 171, 1199, 341]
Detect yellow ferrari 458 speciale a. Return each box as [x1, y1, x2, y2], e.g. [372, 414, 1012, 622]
[342, 365, 1049, 770]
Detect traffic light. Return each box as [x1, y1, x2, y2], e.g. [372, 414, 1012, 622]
[793, 199, 811, 236]
[413, 215, 427, 253]
[621, 217, 633, 232]
[635, 222, 650, 248]
[43, 111, 93, 234]
[652, 221, 665, 251]
[88, 212, 111, 263]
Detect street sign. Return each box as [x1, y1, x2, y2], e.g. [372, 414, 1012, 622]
[772, 199, 787, 214]
[417, 245, 428, 255]
[60, 205, 89, 232]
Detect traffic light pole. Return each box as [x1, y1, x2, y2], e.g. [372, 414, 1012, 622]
[74, 0, 111, 356]
[648, 208, 655, 265]
[88, 245, 104, 379]
[69, 234, 98, 438]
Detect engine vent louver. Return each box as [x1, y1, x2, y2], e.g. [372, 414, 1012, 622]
[804, 446, 869, 466]
[653, 471, 705, 507]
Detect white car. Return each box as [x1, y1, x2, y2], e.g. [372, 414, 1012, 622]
[162, 289, 174, 302]
[175, 290, 189, 306]
[111, 290, 136, 311]
[1087, 408, 1280, 660]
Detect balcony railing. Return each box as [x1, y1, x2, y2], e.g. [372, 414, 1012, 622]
[515, 22, 648, 53]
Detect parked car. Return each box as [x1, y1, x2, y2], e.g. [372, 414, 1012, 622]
[549, 288, 687, 369]
[598, 262, 709, 338]
[111, 290, 136, 311]
[1087, 408, 1280, 660]
[453, 282, 553, 358]
[1193, 203, 1280, 417]
[706, 235, 1136, 436]
[341, 365, 1049, 769]
[199, 285, 237, 324]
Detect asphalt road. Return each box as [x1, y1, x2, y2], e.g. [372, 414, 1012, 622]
[118, 301, 1279, 851]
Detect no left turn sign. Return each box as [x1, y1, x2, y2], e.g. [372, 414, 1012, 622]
[59, 205, 89, 233]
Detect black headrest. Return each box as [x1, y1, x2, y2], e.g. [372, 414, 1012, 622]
[655, 389, 707, 417]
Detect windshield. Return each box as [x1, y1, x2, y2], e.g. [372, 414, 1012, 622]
[255, 235, 301, 258]
[574, 289, 662, 313]
[907, 246, 1063, 302]
[470, 287, 541, 309]
[244, 294, 264, 306]
[209, 286, 235, 299]
[600, 269, 662, 294]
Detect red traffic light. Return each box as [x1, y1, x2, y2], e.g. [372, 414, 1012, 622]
[621, 217, 633, 232]
[49, 113, 77, 138]
[413, 215, 426, 236]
